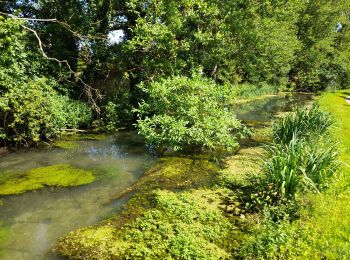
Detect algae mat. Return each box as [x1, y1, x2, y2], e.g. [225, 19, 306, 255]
[0, 164, 95, 196]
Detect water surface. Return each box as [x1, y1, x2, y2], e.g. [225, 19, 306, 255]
[0, 132, 154, 260]
[232, 93, 314, 122]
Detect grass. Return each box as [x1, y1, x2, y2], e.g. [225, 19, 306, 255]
[0, 164, 95, 195]
[272, 105, 333, 145]
[300, 90, 350, 257]
[244, 90, 350, 258]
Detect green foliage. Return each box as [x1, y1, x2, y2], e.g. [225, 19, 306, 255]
[232, 83, 279, 99]
[267, 105, 338, 198]
[58, 189, 234, 259]
[272, 105, 333, 145]
[291, 0, 350, 91]
[0, 18, 92, 145]
[135, 73, 244, 151]
[0, 164, 95, 196]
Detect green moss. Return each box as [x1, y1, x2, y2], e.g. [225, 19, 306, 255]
[54, 156, 249, 259]
[0, 164, 95, 196]
[56, 189, 240, 259]
[53, 140, 78, 149]
[112, 157, 220, 200]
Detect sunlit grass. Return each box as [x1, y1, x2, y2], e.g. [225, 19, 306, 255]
[295, 90, 350, 257]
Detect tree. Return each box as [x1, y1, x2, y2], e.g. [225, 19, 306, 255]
[0, 18, 92, 145]
[291, 0, 350, 91]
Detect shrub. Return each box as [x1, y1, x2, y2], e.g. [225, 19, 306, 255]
[0, 78, 92, 145]
[272, 105, 333, 145]
[135, 72, 244, 151]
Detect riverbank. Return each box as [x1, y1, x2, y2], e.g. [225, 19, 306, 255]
[54, 91, 350, 259]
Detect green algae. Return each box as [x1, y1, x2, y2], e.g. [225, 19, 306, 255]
[53, 133, 109, 149]
[0, 222, 10, 257]
[54, 157, 247, 259]
[53, 140, 78, 149]
[112, 157, 220, 201]
[0, 164, 95, 196]
[56, 189, 240, 260]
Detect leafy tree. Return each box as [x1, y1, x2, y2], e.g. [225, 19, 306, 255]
[291, 0, 350, 91]
[135, 72, 244, 151]
[0, 18, 92, 145]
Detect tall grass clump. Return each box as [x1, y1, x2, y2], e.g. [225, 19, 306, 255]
[273, 105, 333, 145]
[265, 138, 339, 198]
[266, 105, 339, 198]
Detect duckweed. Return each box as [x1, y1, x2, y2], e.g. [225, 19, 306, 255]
[0, 164, 95, 196]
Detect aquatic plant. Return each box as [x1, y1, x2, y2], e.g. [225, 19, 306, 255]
[0, 222, 9, 257]
[57, 189, 236, 259]
[265, 137, 339, 198]
[272, 105, 333, 145]
[0, 164, 95, 196]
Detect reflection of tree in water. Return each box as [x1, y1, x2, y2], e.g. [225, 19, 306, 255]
[231, 94, 314, 122]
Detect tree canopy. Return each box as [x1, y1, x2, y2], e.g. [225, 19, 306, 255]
[0, 0, 349, 147]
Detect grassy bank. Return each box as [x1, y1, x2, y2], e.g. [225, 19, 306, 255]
[299, 90, 350, 257]
[242, 91, 350, 258]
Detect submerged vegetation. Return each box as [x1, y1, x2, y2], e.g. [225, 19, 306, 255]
[0, 0, 350, 259]
[0, 164, 95, 196]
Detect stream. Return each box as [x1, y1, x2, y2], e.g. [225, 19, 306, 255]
[0, 93, 314, 260]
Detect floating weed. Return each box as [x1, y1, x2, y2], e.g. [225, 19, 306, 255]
[0, 164, 95, 196]
[56, 189, 238, 259]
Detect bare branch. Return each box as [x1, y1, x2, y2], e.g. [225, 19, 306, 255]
[0, 11, 108, 40]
